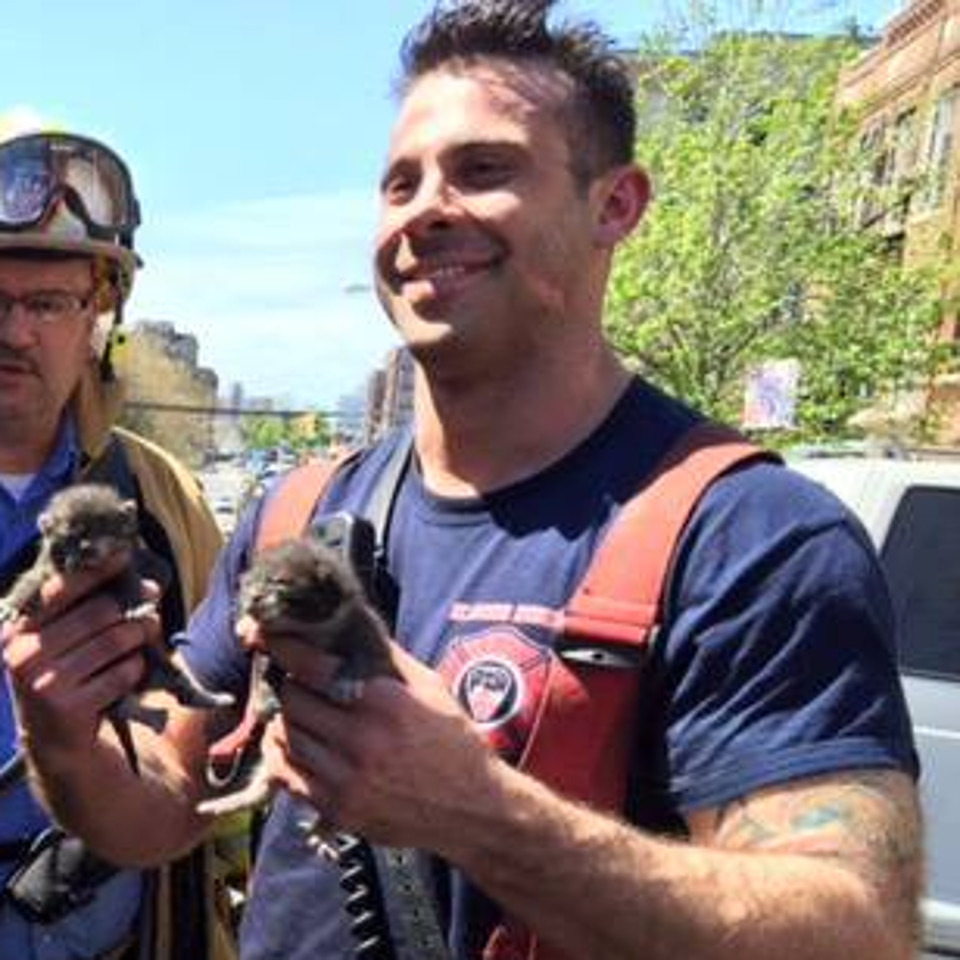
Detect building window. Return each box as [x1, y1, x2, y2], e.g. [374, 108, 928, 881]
[857, 121, 889, 227]
[866, 122, 891, 186]
[866, 107, 922, 234]
[893, 108, 919, 178]
[923, 88, 958, 209]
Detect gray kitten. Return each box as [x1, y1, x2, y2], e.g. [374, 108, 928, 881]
[0, 483, 232, 792]
[2, 483, 144, 618]
[199, 534, 397, 827]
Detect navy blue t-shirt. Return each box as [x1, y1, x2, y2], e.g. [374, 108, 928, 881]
[180, 379, 917, 960]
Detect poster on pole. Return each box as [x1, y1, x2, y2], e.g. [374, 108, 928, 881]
[742, 359, 800, 430]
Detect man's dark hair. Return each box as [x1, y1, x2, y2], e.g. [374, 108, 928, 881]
[398, 0, 636, 185]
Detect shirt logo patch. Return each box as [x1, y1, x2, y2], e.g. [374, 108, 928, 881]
[459, 657, 521, 728]
[437, 626, 551, 762]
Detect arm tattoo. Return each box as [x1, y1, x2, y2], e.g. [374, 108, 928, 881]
[710, 769, 923, 937]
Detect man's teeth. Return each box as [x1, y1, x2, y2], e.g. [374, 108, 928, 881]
[424, 265, 468, 279]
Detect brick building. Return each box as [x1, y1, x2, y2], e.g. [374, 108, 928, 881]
[837, 0, 960, 440]
[363, 347, 415, 443]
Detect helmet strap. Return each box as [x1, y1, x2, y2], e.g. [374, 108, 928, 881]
[97, 265, 125, 382]
[99, 322, 117, 381]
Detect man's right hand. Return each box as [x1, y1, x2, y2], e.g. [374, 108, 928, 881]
[1, 552, 161, 773]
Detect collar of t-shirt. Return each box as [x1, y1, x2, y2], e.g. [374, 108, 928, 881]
[0, 417, 80, 573]
[0, 473, 34, 501]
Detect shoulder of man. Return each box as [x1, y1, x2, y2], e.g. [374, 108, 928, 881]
[684, 452, 867, 546]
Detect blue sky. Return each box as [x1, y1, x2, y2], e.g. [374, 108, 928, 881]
[2, 0, 903, 410]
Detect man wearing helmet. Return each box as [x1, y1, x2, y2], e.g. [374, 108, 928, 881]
[0, 117, 230, 960]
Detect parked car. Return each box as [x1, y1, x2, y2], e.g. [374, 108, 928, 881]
[791, 451, 960, 958]
[211, 494, 237, 535]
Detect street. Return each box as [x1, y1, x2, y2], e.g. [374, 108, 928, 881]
[197, 461, 254, 537]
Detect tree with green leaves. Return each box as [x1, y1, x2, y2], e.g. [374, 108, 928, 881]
[606, 26, 953, 445]
[240, 415, 288, 454]
[240, 410, 331, 455]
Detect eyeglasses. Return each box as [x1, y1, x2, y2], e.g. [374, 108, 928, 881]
[0, 288, 96, 325]
[0, 133, 140, 242]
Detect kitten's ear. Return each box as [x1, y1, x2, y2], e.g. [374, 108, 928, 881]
[38, 511, 54, 537]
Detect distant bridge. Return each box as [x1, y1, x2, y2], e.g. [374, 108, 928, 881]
[124, 400, 356, 421]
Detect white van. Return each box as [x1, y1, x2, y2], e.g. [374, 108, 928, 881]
[792, 453, 960, 958]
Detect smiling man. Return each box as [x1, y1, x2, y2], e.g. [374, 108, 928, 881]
[1, 4, 923, 960]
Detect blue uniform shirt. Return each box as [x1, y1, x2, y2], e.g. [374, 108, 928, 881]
[0, 417, 143, 960]
[181, 379, 918, 960]
[0, 417, 77, 571]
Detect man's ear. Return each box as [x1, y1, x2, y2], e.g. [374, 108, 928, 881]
[593, 165, 651, 248]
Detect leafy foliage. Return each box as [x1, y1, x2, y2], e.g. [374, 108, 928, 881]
[240, 411, 331, 453]
[607, 27, 953, 444]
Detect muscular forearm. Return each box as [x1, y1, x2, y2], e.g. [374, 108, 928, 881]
[26, 706, 211, 867]
[440, 765, 915, 960]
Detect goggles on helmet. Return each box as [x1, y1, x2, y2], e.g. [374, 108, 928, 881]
[0, 133, 140, 243]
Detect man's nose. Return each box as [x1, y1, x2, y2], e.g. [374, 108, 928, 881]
[400, 174, 462, 234]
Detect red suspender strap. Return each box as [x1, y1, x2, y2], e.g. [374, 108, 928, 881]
[565, 421, 772, 650]
[484, 422, 778, 960]
[254, 455, 353, 552]
[207, 454, 352, 777]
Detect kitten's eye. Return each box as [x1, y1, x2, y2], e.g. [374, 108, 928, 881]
[50, 540, 70, 567]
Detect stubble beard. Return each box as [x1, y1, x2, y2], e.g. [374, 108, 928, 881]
[0, 385, 61, 458]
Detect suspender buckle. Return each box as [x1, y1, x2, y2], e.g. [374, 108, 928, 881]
[556, 641, 650, 669]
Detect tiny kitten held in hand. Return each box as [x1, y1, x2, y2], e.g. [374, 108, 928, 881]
[198, 533, 398, 826]
[0, 483, 232, 791]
